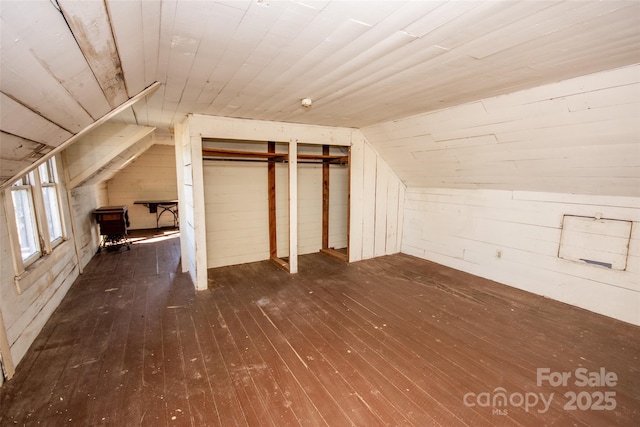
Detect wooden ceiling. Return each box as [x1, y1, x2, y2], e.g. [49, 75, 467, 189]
[1, 0, 639, 187]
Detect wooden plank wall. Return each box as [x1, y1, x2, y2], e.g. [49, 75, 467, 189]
[276, 147, 349, 260]
[0, 178, 107, 370]
[62, 123, 155, 188]
[106, 145, 178, 230]
[349, 133, 406, 262]
[360, 66, 640, 325]
[0, 195, 16, 372]
[362, 65, 640, 198]
[68, 183, 108, 269]
[203, 159, 269, 268]
[191, 115, 352, 273]
[189, 114, 353, 147]
[174, 119, 207, 290]
[402, 188, 639, 325]
[183, 115, 404, 273]
[202, 144, 349, 269]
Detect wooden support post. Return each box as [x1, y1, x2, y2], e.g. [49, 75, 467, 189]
[319, 144, 349, 263]
[189, 132, 208, 291]
[60, 152, 84, 274]
[174, 122, 189, 273]
[288, 139, 298, 274]
[268, 141, 277, 259]
[0, 307, 15, 381]
[322, 145, 330, 250]
[346, 145, 351, 262]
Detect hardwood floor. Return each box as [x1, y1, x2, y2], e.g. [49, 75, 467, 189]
[1, 230, 638, 426]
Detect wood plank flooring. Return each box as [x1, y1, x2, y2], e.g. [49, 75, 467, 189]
[1, 229, 639, 426]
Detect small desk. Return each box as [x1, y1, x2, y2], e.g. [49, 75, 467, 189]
[94, 206, 130, 251]
[134, 200, 179, 229]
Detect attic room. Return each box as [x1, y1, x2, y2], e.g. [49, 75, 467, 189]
[0, 0, 638, 425]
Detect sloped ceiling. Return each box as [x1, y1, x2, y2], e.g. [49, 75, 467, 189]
[63, 123, 156, 188]
[362, 65, 640, 197]
[1, 0, 640, 188]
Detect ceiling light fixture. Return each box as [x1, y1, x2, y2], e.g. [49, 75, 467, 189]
[301, 98, 312, 108]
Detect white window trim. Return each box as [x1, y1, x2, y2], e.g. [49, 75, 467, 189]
[39, 159, 64, 249]
[41, 182, 64, 249]
[4, 156, 68, 294]
[8, 181, 42, 266]
[3, 189, 28, 277]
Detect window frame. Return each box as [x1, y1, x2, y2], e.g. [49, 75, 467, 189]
[38, 158, 64, 248]
[4, 156, 68, 281]
[9, 173, 42, 266]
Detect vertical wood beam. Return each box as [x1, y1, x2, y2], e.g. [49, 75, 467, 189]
[0, 191, 17, 379]
[191, 133, 208, 290]
[0, 306, 15, 381]
[319, 144, 349, 263]
[322, 145, 330, 250]
[268, 141, 277, 259]
[288, 139, 298, 274]
[174, 121, 189, 273]
[348, 135, 364, 262]
[60, 152, 84, 274]
[346, 145, 351, 261]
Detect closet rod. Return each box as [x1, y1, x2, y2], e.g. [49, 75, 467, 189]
[202, 157, 347, 165]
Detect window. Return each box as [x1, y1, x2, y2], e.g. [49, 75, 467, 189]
[8, 157, 66, 270]
[10, 174, 40, 263]
[39, 159, 63, 244]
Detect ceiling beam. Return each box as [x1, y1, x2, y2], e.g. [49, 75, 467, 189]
[57, 0, 129, 108]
